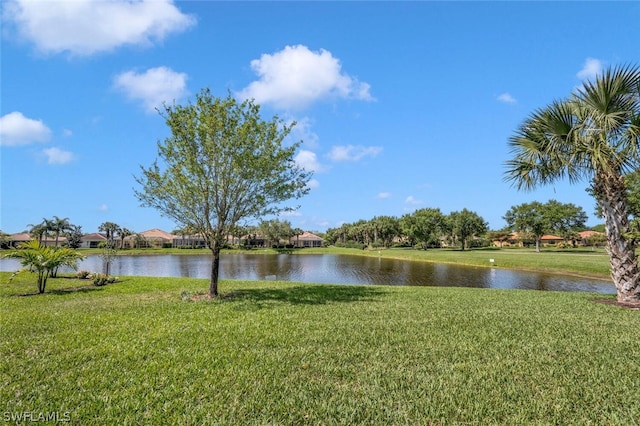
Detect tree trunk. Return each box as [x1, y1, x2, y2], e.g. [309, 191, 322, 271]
[597, 174, 640, 303]
[209, 242, 221, 297]
[535, 236, 541, 253]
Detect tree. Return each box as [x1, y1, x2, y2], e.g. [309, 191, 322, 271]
[47, 216, 72, 247]
[27, 222, 47, 243]
[135, 89, 311, 297]
[400, 208, 446, 249]
[447, 209, 488, 250]
[98, 222, 120, 275]
[371, 216, 400, 248]
[505, 64, 640, 303]
[544, 199, 588, 245]
[259, 219, 293, 247]
[3, 241, 84, 294]
[486, 229, 513, 247]
[64, 224, 83, 249]
[291, 227, 304, 247]
[118, 228, 134, 249]
[0, 230, 10, 249]
[504, 200, 588, 250]
[448, 209, 489, 250]
[98, 222, 120, 247]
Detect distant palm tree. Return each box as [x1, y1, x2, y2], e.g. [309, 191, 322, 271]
[27, 222, 47, 243]
[98, 222, 121, 247]
[118, 228, 134, 249]
[505, 64, 640, 303]
[49, 216, 72, 247]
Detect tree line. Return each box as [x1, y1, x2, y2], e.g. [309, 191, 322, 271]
[323, 200, 595, 251]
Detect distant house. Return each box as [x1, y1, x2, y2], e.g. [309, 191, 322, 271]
[124, 228, 176, 248]
[81, 233, 108, 249]
[578, 230, 606, 246]
[7, 233, 32, 248]
[4, 233, 71, 248]
[172, 234, 245, 248]
[291, 231, 323, 248]
[173, 234, 207, 249]
[540, 234, 563, 245]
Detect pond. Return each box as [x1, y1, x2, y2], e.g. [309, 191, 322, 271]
[0, 253, 615, 294]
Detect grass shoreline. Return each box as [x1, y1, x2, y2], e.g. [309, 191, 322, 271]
[2, 273, 638, 424]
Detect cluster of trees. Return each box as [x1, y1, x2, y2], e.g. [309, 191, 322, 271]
[324, 200, 595, 251]
[254, 220, 305, 248]
[173, 219, 305, 248]
[325, 208, 488, 250]
[500, 200, 590, 252]
[25, 216, 83, 248]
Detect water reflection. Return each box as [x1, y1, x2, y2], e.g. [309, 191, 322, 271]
[0, 253, 615, 294]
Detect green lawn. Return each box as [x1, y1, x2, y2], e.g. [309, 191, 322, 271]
[2, 272, 638, 424]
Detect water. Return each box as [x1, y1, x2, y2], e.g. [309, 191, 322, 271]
[0, 253, 615, 294]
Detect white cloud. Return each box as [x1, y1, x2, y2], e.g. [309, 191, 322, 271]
[3, 0, 195, 56]
[327, 145, 382, 162]
[98, 204, 109, 212]
[42, 147, 74, 165]
[306, 179, 320, 190]
[113, 66, 188, 112]
[376, 192, 391, 199]
[287, 116, 320, 149]
[577, 58, 603, 81]
[237, 44, 374, 110]
[295, 150, 324, 173]
[497, 92, 517, 104]
[279, 210, 303, 218]
[0, 111, 51, 146]
[405, 196, 423, 205]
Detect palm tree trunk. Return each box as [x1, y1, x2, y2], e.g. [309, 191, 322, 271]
[597, 174, 640, 303]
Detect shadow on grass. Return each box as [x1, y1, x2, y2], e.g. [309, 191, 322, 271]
[14, 286, 105, 297]
[49, 286, 106, 296]
[224, 284, 387, 306]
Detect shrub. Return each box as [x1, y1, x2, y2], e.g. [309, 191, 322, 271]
[76, 270, 92, 279]
[93, 274, 118, 286]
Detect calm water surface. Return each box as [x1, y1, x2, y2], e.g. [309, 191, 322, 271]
[0, 253, 615, 294]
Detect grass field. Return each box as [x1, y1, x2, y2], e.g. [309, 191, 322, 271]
[2, 271, 639, 424]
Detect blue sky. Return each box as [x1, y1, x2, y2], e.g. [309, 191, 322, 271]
[1, 1, 639, 235]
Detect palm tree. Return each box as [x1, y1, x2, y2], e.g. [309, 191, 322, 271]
[27, 222, 47, 243]
[505, 64, 640, 303]
[98, 222, 121, 248]
[48, 216, 72, 247]
[4, 241, 84, 293]
[118, 228, 134, 249]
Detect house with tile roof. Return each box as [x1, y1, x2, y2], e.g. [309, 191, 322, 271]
[291, 231, 323, 248]
[124, 229, 176, 248]
[80, 233, 108, 249]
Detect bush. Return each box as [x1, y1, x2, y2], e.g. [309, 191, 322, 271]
[77, 270, 92, 279]
[93, 274, 118, 286]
